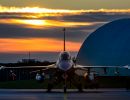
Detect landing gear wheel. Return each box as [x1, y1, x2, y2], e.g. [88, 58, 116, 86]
[77, 83, 83, 92]
[47, 83, 53, 92]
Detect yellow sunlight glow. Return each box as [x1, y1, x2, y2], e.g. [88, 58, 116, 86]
[17, 20, 46, 26]
[1, 6, 130, 14]
[0, 6, 84, 14]
[0, 19, 94, 28]
[0, 38, 81, 52]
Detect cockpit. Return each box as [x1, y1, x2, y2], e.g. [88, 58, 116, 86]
[60, 52, 71, 61]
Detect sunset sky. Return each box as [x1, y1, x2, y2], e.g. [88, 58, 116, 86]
[0, 0, 130, 62]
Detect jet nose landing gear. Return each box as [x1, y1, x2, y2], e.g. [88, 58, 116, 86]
[63, 73, 68, 93]
[64, 85, 67, 93]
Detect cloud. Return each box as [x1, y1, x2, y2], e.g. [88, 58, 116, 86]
[0, 6, 130, 49]
[1, 6, 130, 13]
[0, 22, 103, 42]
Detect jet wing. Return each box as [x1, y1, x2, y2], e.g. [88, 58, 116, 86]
[74, 65, 88, 76]
[29, 64, 57, 73]
[0, 64, 57, 75]
[75, 65, 121, 68]
[123, 65, 130, 69]
[74, 65, 113, 77]
[0, 66, 4, 70]
[74, 65, 130, 76]
[74, 68, 88, 76]
[0, 64, 56, 69]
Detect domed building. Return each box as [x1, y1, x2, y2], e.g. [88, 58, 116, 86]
[77, 18, 130, 67]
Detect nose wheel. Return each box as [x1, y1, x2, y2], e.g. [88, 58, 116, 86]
[64, 84, 67, 93]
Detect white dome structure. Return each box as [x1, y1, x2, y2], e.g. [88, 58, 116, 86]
[77, 18, 130, 66]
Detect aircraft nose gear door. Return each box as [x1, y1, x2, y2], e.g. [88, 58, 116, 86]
[62, 73, 68, 93]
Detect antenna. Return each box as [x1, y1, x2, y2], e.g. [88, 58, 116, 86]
[63, 28, 66, 51]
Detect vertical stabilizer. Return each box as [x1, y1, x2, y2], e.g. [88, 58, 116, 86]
[63, 28, 66, 51]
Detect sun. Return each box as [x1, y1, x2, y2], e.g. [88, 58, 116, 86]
[20, 20, 46, 26]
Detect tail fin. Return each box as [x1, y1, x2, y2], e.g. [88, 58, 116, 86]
[63, 28, 66, 51]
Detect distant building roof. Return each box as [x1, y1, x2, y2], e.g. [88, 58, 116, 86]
[19, 59, 36, 63]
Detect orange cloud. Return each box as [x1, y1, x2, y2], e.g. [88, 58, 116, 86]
[0, 38, 81, 52]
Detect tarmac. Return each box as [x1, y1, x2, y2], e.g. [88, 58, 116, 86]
[0, 89, 130, 100]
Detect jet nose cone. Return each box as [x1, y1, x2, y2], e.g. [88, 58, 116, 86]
[59, 61, 72, 71]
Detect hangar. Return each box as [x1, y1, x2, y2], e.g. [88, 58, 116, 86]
[77, 18, 130, 76]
